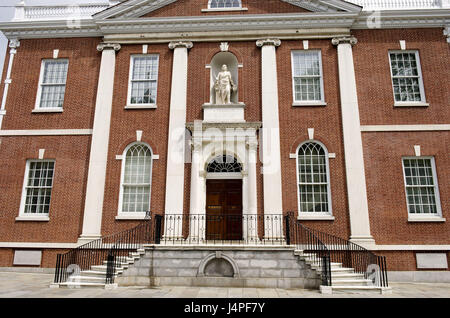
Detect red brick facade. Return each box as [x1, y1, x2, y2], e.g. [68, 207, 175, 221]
[0, 1, 448, 274]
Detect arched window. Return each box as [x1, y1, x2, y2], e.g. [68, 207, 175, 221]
[118, 143, 153, 216]
[209, 0, 242, 9]
[207, 155, 242, 173]
[296, 141, 332, 214]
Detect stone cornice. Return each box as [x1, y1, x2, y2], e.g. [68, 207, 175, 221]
[97, 42, 121, 51]
[168, 41, 193, 49]
[186, 122, 262, 131]
[332, 36, 358, 46]
[0, 9, 449, 40]
[256, 38, 281, 47]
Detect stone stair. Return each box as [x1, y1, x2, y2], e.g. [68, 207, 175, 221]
[51, 246, 391, 294]
[296, 251, 392, 294]
[50, 248, 146, 289]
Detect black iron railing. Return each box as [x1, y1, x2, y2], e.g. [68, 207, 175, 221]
[159, 214, 285, 245]
[285, 212, 389, 288]
[54, 213, 163, 285]
[285, 213, 331, 286]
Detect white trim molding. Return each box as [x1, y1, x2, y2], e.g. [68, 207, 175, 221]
[0, 39, 20, 129]
[0, 129, 93, 136]
[360, 124, 450, 132]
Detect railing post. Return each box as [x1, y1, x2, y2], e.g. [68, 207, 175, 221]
[285, 214, 291, 245]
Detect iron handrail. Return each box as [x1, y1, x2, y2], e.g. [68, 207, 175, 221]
[286, 212, 389, 287]
[54, 212, 162, 285]
[285, 212, 332, 286]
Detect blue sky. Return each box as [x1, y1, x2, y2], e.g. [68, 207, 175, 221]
[0, 0, 108, 75]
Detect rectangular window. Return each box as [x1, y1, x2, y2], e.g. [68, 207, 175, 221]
[402, 157, 442, 216]
[291, 51, 324, 103]
[36, 59, 69, 109]
[21, 160, 55, 215]
[389, 51, 426, 103]
[128, 55, 159, 106]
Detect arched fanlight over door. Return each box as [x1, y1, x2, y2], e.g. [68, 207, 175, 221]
[207, 155, 242, 173]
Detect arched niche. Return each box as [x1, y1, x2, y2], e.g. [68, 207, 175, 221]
[210, 52, 239, 104]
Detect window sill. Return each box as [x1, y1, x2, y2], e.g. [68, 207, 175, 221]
[292, 101, 327, 107]
[15, 216, 49, 222]
[298, 215, 335, 221]
[201, 7, 248, 12]
[115, 213, 148, 220]
[408, 216, 446, 223]
[32, 108, 63, 113]
[124, 104, 157, 110]
[394, 102, 429, 107]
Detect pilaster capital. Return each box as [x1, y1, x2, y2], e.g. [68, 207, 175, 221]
[97, 43, 121, 52]
[246, 139, 258, 152]
[256, 38, 281, 48]
[331, 36, 357, 46]
[444, 25, 450, 44]
[168, 41, 193, 50]
[9, 39, 20, 50]
[191, 137, 202, 152]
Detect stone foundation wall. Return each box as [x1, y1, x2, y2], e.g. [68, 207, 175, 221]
[116, 246, 321, 289]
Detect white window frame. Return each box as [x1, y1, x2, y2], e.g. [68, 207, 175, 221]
[126, 54, 159, 109]
[33, 59, 68, 113]
[17, 159, 55, 221]
[401, 156, 444, 222]
[291, 50, 326, 107]
[296, 140, 334, 220]
[116, 142, 153, 220]
[388, 50, 428, 107]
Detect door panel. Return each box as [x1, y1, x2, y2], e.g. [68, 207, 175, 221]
[206, 179, 243, 240]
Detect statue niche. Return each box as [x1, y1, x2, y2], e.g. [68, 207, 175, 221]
[210, 52, 239, 105]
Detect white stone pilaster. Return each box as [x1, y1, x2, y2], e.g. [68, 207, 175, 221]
[256, 39, 283, 240]
[332, 37, 375, 247]
[0, 39, 20, 129]
[246, 137, 258, 242]
[79, 43, 120, 243]
[163, 41, 192, 240]
[188, 134, 204, 242]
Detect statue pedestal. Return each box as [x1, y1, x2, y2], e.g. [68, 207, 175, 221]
[202, 103, 245, 123]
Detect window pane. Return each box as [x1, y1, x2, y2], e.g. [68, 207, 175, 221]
[390, 52, 422, 102]
[122, 144, 152, 213]
[209, 0, 241, 8]
[297, 142, 329, 213]
[293, 51, 322, 101]
[39, 60, 68, 108]
[24, 161, 54, 214]
[130, 55, 159, 104]
[403, 158, 438, 215]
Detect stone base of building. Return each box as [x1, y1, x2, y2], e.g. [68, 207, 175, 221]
[116, 245, 321, 289]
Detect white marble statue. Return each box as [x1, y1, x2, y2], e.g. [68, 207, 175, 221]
[215, 64, 236, 104]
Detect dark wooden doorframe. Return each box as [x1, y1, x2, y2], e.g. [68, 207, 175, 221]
[205, 179, 243, 241]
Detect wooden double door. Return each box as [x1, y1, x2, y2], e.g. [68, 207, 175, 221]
[206, 179, 243, 240]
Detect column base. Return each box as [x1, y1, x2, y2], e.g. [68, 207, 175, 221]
[77, 235, 102, 245]
[349, 236, 376, 249]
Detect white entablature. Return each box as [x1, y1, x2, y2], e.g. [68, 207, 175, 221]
[10, 0, 450, 22]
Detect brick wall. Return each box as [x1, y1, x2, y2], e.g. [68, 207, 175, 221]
[143, 0, 309, 17]
[277, 39, 351, 238]
[353, 28, 450, 126]
[0, 135, 91, 243]
[362, 131, 450, 245]
[1, 38, 101, 130]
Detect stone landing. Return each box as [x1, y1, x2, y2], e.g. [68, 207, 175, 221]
[116, 245, 321, 289]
